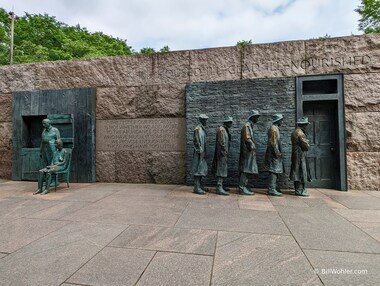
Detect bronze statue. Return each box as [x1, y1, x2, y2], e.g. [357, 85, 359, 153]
[238, 110, 260, 195]
[264, 114, 284, 196]
[40, 118, 61, 166]
[212, 116, 233, 196]
[290, 117, 312, 196]
[34, 139, 68, 195]
[192, 114, 209, 195]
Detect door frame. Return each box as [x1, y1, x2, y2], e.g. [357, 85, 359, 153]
[296, 74, 347, 191]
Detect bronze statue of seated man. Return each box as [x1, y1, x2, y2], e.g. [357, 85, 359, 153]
[34, 139, 68, 195]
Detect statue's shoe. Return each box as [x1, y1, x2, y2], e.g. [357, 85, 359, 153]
[268, 190, 283, 196]
[41, 189, 50, 195]
[193, 189, 206, 195]
[239, 188, 254, 195]
[216, 189, 229, 196]
[295, 190, 309, 197]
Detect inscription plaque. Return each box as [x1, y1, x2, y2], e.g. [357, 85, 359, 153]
[97, 118, 186, 151]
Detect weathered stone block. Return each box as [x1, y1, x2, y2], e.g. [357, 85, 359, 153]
[96, 87, 138, 120]
[0, 64, 37, 93]
[35, 55, 155, 90]
[115, 151, 152, 183]
[242, 40, 306, 79]
[0, 122, 12, 151]
[305, 34, 380, 75]
[147, 152, 186, 184]
[155, 84, 185, 117]
[345, 73, 380, 112]
[346, 112, 380, 152]
[153, 51, 190, 84]
[0, 93, 12, 122]
[347, 152, 380, 191]
[96, 151, 116, 182]
[190, 47, 241, 82]
[0, 150, 12, 179]
[97, 84, 186, 120]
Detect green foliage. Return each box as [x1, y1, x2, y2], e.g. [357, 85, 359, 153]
[236, 39, 253, 47]
[139, 47, 156, 54]
[159, 45, 170, 53]
[355, 0, 380, 33]
[0, 8, 133, 65]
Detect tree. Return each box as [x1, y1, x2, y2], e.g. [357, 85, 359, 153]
[0, 8, 134, 65]
[355, 0, 380, 33]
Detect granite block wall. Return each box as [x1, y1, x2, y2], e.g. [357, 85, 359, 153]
[0, 34, 379, 190]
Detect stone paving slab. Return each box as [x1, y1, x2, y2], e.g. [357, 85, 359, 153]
[0, 197, 59, 225]
[0, 218, 69, 253]
[136, 252, 213, 286]
[61, 203, 184, 227]
[0, 253, 7, 259]
[0, 222, 126, 286]
[67, 247, 155, 286]
[212, 231, 321, 286]
[277, 207, 380, 253]
[27, 201, 89, 220]
[333, 209, 380, 223]
[352, 222, 380, 242]
[328, 195, 380, 210]
[187, 196, 239, 209]
[176, 206, 290, 235]
[304, 249, 380, 286]
[238, 196, 276, 211]
[110, 225, 217, 255]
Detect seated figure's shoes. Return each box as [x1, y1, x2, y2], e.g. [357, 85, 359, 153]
[33, 189, 42, 195]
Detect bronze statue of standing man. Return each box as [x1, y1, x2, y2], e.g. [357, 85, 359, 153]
[238, 110, 260, 195]
[290, 117, 312, 196]
[264, 114, 284, 196]
[212, 116, 233, 196]
[192, 114, 209, 195]
[40, 118, 61, 166]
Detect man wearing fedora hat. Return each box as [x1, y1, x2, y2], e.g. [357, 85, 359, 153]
[238, 110, 260, 195]
[212, 116, 233, 195]
[290, 117, 312, 196]
[192, 114, 209, 195]
[264, 113, 284, 196]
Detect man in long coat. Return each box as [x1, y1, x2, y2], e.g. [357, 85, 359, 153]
[264, 114, 284, 196]
[212, 116, 233, 196]
[192, 114, 209, 195]
[40, 118, 61, 166]
[238, 110, 260, 195]
[290, 117, 312, 196]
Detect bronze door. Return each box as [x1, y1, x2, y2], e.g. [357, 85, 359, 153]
[303, 102, 338, 188]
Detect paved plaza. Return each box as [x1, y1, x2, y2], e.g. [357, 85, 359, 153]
[0, 180, 379, 285]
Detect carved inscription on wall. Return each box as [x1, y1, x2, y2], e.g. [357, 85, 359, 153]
[96, 118, 186, 151]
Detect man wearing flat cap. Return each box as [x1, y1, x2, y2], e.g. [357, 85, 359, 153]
[264, 113, 284, 196]
[192, 114, 209, 195]
[212, 116, 233, 196]
[238, 110, 260, 195]
[290, 117, 312, 196]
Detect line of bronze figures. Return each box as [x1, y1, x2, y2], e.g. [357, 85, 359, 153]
[192, 111, 312, 196]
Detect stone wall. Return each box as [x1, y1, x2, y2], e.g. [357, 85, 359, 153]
[0, 34, 379, 190]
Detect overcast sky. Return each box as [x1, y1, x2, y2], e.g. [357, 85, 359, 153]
[1, 0, 361, 52]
